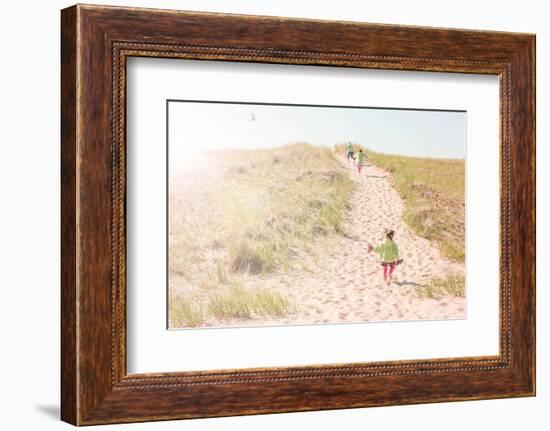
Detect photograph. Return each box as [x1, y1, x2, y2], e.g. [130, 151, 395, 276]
[167, 101, 467, 329]
[49, 1, 537, 426]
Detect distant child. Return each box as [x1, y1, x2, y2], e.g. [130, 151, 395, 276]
[355, 149, 366, 174]
[345, 142, 355, 164]
[368, 229, 403, 286]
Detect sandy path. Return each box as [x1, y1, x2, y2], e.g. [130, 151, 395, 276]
[206, 155, 465, 327]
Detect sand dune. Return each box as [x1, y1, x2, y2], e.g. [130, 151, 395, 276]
[202, 154, 466, 327]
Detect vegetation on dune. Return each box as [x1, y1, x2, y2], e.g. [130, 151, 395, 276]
[208, 284, 297, 321]
[170, 284, 297, 328]
[170, 294, 205, 328]
[415, 272, 466, 299]
[169, 143, 352, 327]
[171, 143, 352, 278]
[335, 144, 465, 262]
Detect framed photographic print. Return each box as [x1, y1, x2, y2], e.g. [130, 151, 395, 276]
[61, 4, 536, 425]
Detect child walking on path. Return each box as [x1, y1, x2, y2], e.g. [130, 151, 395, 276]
[369, 229, 403, 286]
[345, 142, 355, 164]
[356, 149, 366, 174]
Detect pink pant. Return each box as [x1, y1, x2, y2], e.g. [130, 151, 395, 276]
[382, 263, 396, 281]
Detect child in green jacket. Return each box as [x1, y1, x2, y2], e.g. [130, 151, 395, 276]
[345, 142, 355, 164]
[355, 149, 366, 173]
[369, 229, 403, 286]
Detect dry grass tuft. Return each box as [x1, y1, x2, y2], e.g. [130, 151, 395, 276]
[170, 295, 204, 328]
[415, 272, 465, 299]
[208, 283, 297, 321]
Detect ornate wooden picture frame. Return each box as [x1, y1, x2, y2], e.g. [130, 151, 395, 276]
[61, 4, 535, 425]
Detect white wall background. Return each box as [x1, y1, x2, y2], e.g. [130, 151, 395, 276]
[0, 1, 545, 429]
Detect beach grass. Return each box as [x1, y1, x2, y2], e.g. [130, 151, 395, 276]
[415, 272, 466, 299]
[170, 295, 205, 328]
[169, 283, 297, 328]
[208, 283, 297, 321]
[169, 143, 352, 327]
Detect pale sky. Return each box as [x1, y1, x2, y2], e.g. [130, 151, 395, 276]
[168, 101, 466, 165]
